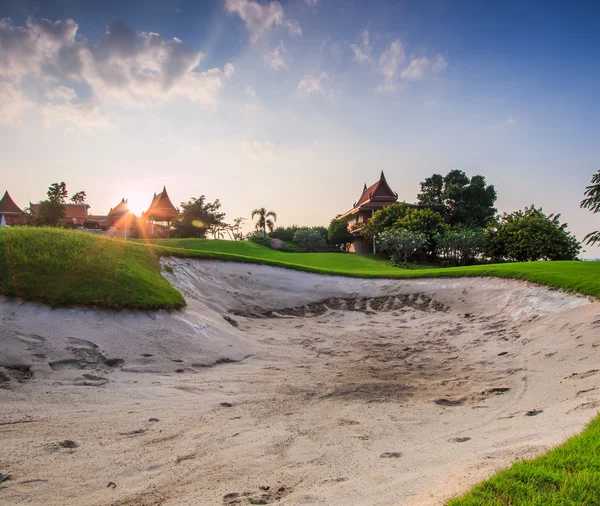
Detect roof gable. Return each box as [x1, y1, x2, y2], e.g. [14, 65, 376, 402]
[0, 191, 24, 215]
[143, 186, 179, 220]
[355, 171, 398, 206]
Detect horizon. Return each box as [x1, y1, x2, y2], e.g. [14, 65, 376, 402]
[1, 0, 599, 256]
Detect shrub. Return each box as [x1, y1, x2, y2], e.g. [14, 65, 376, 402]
[293, 229, 327, 252]
[484, 206, 581, 261]
[395, 207, 446, 257]
[437, 228, 485, 265]
[375, 229, 427, 266]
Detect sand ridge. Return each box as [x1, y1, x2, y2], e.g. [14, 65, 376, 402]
[0, 259, 599, 505]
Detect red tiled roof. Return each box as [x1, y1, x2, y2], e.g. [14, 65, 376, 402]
[142, 186, 179, 221]
[108, 198, 129, 217]
[30, 203, 89, 221]
[355, 171, 398, 206]
[0, 191, 24, 215]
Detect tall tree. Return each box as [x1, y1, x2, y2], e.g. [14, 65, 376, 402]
[580, 169, 600, 245]
[416, 170, 497, 228]
[47, 182, 68, 204]
[70, 191, 87, 205]
[172, 196, 226, 238]
[328, 218, 354, 251]
[252, 207, 277, 240]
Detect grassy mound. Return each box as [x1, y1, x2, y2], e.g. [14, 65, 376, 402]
[0, 228, 183, 309]
[154, 238, 600, 299]
[448, 416, 600, 505]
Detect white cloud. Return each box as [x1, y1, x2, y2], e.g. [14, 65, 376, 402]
[264, 40, 287, 70]
[506, 117, 517, 125]
[305, 0, 319, 5]
[351, 30, 373, 63]
[46, 86, 77, 103]
[225, 0, 301, 42]
[245, 84, 260, 110]
[376, 39, 404, 92]
[401, 54, 447, 80]
[297, 72, 329, 97]
[241, 140, 281, 161]
[0, 81, 31, 124]
[0, 17, 234, 126]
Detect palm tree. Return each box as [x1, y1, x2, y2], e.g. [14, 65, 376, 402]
[581, 170, 600, 245]
[252, 207, 277, 240]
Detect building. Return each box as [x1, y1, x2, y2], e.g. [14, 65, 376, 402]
[29, 202, 90, 227]
[0, 191, 27, 225]
[142, 187, 180, 237]
[338, 171, 400, 253]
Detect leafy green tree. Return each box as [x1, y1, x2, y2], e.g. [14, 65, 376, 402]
[70, 191, 87, 205]
[47, 182, 68, 204]
[580, 169, 600, 245]
[395, 207, 446, 256]
[328, 218, 354, 251]
[361, 203, 409, 239]
[34, 201, 67, 226]
[252, 207, 277, 240]
[172, 196, 226, 238]
[417, 170, 497, 227]
[484, 206, 581, 261]
[293, 229, 327, 252]
[375, 229, 427, 266]
[437, 228, 485, 265]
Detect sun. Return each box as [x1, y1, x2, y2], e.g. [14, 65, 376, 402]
[125, 192, 148, 217]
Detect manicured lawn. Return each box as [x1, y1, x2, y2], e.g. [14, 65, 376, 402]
[447, 416, 600, 505]
[0, 228, 184, 309]
[153, 238, 600, 299]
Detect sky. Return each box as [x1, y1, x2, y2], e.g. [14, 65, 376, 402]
[1, 0, 599, 255]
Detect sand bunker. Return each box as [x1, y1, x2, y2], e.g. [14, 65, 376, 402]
[1, 259, 599, 505]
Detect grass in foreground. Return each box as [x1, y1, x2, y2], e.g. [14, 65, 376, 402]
[447, 416, 600, 505]
[0, 228, 183, 309]
[153, 238, 600, 299]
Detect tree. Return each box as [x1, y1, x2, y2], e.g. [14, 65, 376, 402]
[484, 205, 581, 261]
[437, 228, 484, 265]
[361, 203, 409, 239]
[395, 207, 446, 257]
[228, 217, 246, 241]
[172, 196, 226, 238]
[34, 200, 67, 226]
[293, 229, 327, 252]
[70, 191, 87, 205]
[375, 229, 427, 266]
[580, 169, 600, 245]
[47, 182, 68, 204]
[417, 170, 497, 228]
[252, 207, 277, 240]
[328, 218, 354, 251]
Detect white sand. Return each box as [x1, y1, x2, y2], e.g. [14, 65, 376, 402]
[1, 259, 599, 505]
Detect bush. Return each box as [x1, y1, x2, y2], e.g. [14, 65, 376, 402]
[484, 206, 581, 261]
[395, 207, 446, 257]
[437, 228, 485, 265]
[375, 229, 427, 266]
[293, 229, 327, 252]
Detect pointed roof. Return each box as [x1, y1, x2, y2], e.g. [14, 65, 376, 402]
[355, 171, 398, 206]
[142, 186, 179, 221]
[0, 191, 25, 215]
[108, 198, 129, 217]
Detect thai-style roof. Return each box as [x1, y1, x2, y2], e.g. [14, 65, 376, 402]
[340, 171, 399, 218]
[142, 186, 179, 222]
[0, 191, 25, 215]
[108, 198, 129, 217]
[30, 203, 89, 221]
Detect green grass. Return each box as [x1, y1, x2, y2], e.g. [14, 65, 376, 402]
[0, 227, 184, 309]
[447, 416, 600, 505]
[152, 238, 600, 299]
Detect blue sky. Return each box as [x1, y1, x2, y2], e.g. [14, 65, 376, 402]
[1, 0, 599, 255]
